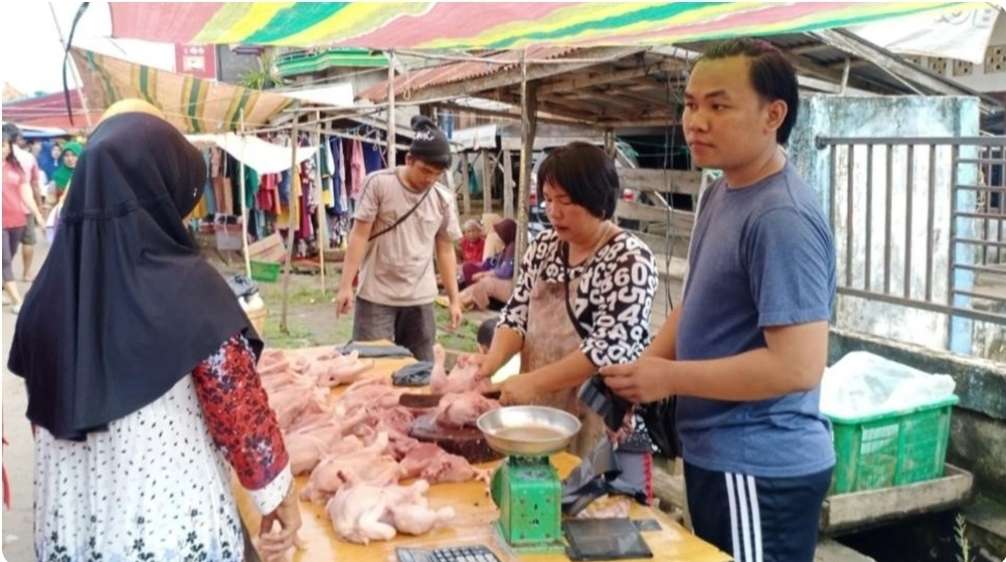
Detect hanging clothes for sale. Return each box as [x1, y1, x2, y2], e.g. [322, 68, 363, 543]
[242, 166, 260, 211]
[276, 170, 292, 229]
[299, 165, 312, 240]
[348, 139, 366, 200]
[190, 149, 213, 219]
[327, 212, 351, 248]
[257, 173, 278, 213]
[362, 141, 383, 174]
[469, 160, 482, 196]
[226, 154, 242, 216]
[341, 139, 354, 201]
[212, 149, 234, 215]
[321, 137, 336, 208]
[209, 148, 223, 213]
[278, 170, 291, 205]
[330, 136, 347, 214]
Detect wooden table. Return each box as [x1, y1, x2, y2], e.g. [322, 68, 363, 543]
[236, 352, 729, 562]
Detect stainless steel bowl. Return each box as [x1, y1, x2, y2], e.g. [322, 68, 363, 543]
[476, 406, 582, 456]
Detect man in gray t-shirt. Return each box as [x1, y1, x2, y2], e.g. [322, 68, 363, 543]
[336, 116, 462, 362]
[601, 40, 835, 562]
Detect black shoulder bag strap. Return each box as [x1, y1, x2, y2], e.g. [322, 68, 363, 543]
[561, 243, 591, 341]
[367, 182, 434, 242]
[562, 244, 632, 432]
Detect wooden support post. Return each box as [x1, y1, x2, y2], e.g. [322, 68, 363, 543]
[482, 149, 493, 216]
[516, 49, 539, 274]
[238, 109, 252, 279]
[387, 50, 397, 166]
[314, 111, 327, 294]
[280, 120, 299, 335]
[503, 149, 514, 219]
[604, 128, 616, 158]
[444, 156, 459, 214]
[461, 153, 471, 215]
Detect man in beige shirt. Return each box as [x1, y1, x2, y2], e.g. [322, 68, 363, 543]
[336, 116, 462, 361]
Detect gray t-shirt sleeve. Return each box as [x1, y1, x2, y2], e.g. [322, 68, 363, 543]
[745, 207, 834, 327]
[353, 174, 381, 223]
[436, 188, 463, 242]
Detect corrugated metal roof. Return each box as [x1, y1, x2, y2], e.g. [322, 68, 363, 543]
[359, 46, 578, 102]
[3, 90, 102, 131]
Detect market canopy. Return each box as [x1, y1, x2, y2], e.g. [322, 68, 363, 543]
[108, 2, 970, 50]
[3, 90, 103, 132]
[186, 133, 319, 174]
[70, 48, 294, 134]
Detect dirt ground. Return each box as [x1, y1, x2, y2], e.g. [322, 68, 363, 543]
[240, 259, 484, 353]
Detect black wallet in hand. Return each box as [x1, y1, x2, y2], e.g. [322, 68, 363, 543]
[578, 375, 631, 432]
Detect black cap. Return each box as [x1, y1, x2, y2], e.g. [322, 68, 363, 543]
[408, 115, 450, 168]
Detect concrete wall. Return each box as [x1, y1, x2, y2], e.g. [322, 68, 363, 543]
[789, 95, 983, 355]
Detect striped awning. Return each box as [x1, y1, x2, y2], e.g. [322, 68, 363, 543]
[71, 48, 294, 133]
[108, 2, 972, 50]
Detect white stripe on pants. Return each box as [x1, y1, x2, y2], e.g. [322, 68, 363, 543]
[726, 472, 763, 562]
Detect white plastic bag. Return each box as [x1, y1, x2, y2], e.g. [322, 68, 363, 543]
[820, 351, 956, 419]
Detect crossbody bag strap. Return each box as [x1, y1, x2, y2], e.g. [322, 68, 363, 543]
[367, 182, 434, 242]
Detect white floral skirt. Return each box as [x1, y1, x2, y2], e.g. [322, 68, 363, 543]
[34, 376, 244, 561]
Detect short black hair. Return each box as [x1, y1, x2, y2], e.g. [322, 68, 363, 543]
[698, 39, 799, 145]
[407, 152, 450, 170]
[536, 141, 619, 220]
[477, 317, 498, 348]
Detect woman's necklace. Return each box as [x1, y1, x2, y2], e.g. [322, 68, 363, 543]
[568, 221, 614, 266]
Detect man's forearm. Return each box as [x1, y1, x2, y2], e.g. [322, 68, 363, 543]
[338, 226, 370, 291]
[668, 347, 822, 401]
[643, 306, 681, 360]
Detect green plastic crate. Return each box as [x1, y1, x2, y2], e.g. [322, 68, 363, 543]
[250, 260, 281, 283]
[827, 394, 958, 494]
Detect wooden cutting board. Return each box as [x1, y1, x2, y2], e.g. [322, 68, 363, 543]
[409, 413, 502, 464]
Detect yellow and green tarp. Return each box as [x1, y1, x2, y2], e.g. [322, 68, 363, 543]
[72, 48, 294, 133]
[109, 2, 971, 50]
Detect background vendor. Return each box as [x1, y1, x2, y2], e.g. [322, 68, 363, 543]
[474, 142, 658, 456]
[336, 116, 463, 362]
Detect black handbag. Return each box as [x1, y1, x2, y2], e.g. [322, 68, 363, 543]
[562, 242, 679, 459]
[637, 397, 679, 459]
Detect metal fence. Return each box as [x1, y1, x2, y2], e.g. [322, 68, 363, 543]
[815, 135, 1006, 350]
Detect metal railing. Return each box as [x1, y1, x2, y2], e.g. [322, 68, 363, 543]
[815, 136, 1006, 350]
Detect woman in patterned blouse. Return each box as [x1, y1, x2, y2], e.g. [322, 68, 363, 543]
[8, 100, 300, 561]
[473, 142, 658, 455]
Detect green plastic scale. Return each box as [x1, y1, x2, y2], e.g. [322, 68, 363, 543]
[490, 455, 564, 553]
[477, 406, 583, 554]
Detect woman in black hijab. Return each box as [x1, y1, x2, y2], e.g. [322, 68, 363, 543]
[8, 101, 300, 561]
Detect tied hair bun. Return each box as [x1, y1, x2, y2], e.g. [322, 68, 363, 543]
[410, 115, 437, 132]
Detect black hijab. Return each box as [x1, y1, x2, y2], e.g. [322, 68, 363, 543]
[8, 112, 262, 441]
